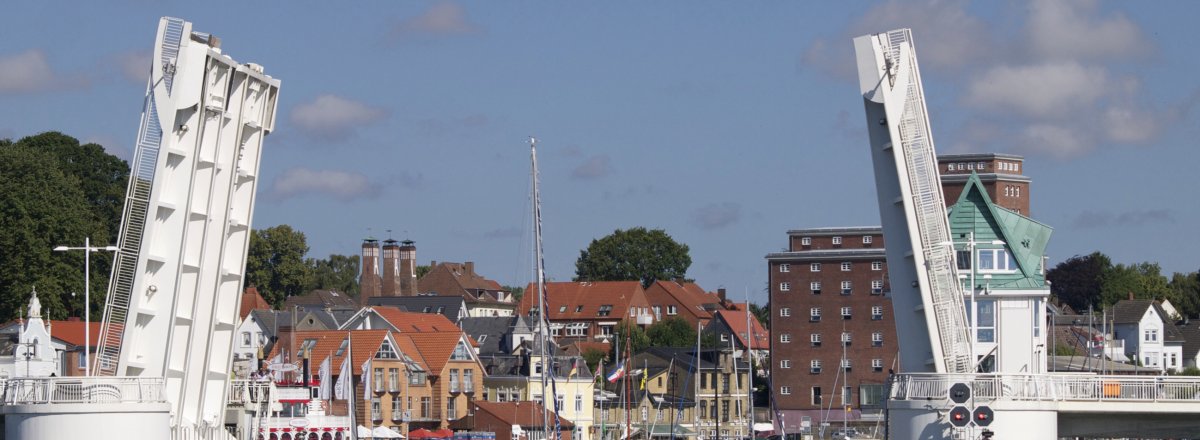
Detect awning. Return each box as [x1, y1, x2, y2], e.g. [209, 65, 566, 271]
[373, 426, 405, 438]
[358, 426, 375, 438]
[752, 423, 774, 432]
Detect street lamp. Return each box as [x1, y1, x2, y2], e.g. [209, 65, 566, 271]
[54, 237, 119, 377]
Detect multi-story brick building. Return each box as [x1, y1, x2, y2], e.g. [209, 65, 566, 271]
[938, 153, 1030, 215]
[767, 228, 893, 427]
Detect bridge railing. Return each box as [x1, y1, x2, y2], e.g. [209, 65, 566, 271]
[891, 373, 1200, 403]
[0, 377, 166, 405]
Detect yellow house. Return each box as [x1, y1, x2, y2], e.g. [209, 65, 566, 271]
[480, 347, 596, 440]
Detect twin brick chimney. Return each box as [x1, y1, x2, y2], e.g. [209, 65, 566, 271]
[360, 237, 418, 305]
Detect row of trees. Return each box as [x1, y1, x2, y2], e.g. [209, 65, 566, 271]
[1047, 251, 1200, 318]
[0, 132, 128, 321]
[243, 224, 364, 307]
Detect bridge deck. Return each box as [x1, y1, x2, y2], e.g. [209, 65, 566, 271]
[891, 373, 1200, 413]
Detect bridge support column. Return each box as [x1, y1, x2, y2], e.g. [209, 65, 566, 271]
[889, 398, 1058, 439]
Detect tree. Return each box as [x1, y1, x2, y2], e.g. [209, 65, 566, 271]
[646, 317, 698, 348]
[504, 285, 526, 303]
[1099, 262, 1171, 308]
[581, 347, 607, 374]
[416, 265, 432, 279]
[1046, 252, 1111, 311]
[245, 225, 312, 306]
[15, 132, 129, 242]
[749, 302, 770, 328]
[305, 254, 360, 296]
[1170, 270, 1200, 319]
[0, 145, 107, 320]
[610, 321, 650, 362]
[575, 227, 691, 288]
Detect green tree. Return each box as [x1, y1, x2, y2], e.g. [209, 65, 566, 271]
[245, 225, 312, 306]
[582, 347, 607, 374]
[610, 321, 650, 362]
[575, 227, 691, 288]
[1171, 270, 1200, 319]
[15, 132, 129, 241]
[0, 145, 107, 320]
[1047, 252, 1111, 311]
[1099, 262, 1172, 308]
[646, 317, 698, 347]
[416, 265, 432, 279]
[504, 285, 526, 303]
[749, 302, 770, 328]
[305, 254, 360, 296]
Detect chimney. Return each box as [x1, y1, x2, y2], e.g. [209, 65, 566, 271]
[465, 261, 475, 277]
[1128, 291, 1134, 301]
[360, 238, 382, 306]
[399, 240, 418, 296]
[717, 288, 727, 303]
[382, 239, 401, 297]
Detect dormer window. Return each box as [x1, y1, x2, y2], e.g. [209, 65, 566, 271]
[576, 305, 584, 313]
[377, 340, 399, 359]
[597, 305, 614, 317]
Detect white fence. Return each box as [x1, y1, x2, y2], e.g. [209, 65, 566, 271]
[891, 373, 1200, 403]
[0, 377, 165, 404]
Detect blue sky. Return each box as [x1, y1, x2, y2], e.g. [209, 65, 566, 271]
[3, 1, 1197, 305]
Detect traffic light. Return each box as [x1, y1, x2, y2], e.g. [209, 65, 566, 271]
[973, 405, 994, 427]
[949, 406, 971, 427]
[949, 383, 971, 404]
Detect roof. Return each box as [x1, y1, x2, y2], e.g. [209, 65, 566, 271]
[947, 172, 1053, 289]
[282, 289, 358, 311]
[368, 296, 466, 323]
[518, 281, 645, 321]
[1113, 300, 1156, 325]
[240, 286, 271, 319]
[371, 306, 463, 333]
[418, 262, 510, 303]
[1178, 321, 1200, 359]
[644, 281, 719, 324]
[47, 320, 104, 347]
[460, 316, 517, 354]
[711, 309, 769, 350]
[786, 226, 882, 236]
[269, 329, 391, 370]
[406, 332, 470, 374]
[471, 401, 575, 429]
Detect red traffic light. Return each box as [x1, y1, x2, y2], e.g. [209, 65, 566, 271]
[949, 406, 971, 427]
[973, 406, 994, 427]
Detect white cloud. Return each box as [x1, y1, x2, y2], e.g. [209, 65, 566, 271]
[691, 202, 741, 230]
[269, 167, 382, 201]
[290, 95, 388, 141]
[116, 50, 152, 84]
[391, 1, 482, 40]
[0, 50, 61, 93]
[1018, 124, 1088, 158]
[572, 155, 614, 180]
[965, 62, 1110, 118]
[1026, 0, 1150, 61]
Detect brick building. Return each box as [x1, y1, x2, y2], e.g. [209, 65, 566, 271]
[767, 228, 893, 425]
[517, 281, 655, 343]
[938, 153, 1030, 215]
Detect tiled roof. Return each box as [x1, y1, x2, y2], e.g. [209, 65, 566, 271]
[47, 320, 103, 347]
[240, 286, 271, 319]
[1112, 300, 1155, 325]
[472, 401, 575, 429]
[711, 310, 769, 350]
[283, 289, 357, 311]
[368, 296, 466, 323]
[392, 333, 430, 371]
[1178, 322, 1200, 359]
[371, 306, 463, 333]
[407, 332, 468, 374]
[644, 281, 718, 323]
[518, 281, 645, 320]
[269, 329, 390, 371]
[460, 316, 517, 355]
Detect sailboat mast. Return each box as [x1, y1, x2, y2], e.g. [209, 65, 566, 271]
[347, 331, 357, 440]
[745, 288, 754, 438]
[531, 137, 553, 440]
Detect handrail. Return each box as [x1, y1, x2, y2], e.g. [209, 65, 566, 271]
[891, 373, 1200, 403]
[0, 377, 166, 405]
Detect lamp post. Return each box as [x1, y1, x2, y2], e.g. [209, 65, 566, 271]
[54, 237, 119, 377]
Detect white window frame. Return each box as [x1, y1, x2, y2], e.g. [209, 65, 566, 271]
[810, 281, 822, 294]
[781, 359, 792, 369]
[841, 280, 852, 295]
[871, 306, 883, 320]
[780, 282, 791, 292]
[872, 332, 883, 347]
[871, 261, 883, 271]
[871, 280, 884, 295]
[841, 307, 851, 319]
[810, 360, 822, 373]
[780, 307, 791, 317]
[779, 264, 790, 273]
[832, 236, 842, 245]
[801, 237, 811, 246]
[977, 248, 1017, 273]
[780, 334, 791, 343]
[872, 359, 884, 372]
[841, 262, 851, 271]
[810, 333, 821, 347]
[667, 305, 678, 315]
[781, 386, 792, 395]
[810, 308, 821, 322]
[863, 235, 873, 244]
[841, 332, 851, 346]
[810, 263, 821, 272]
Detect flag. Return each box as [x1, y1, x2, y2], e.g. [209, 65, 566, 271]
[568, 358, 579, 379]
[606, 361, 625, 383]
[334, 357, 350, 400]
[640, 370, 647, 390]
[362, 358, 373, 401]
[318, 356, 332, 400]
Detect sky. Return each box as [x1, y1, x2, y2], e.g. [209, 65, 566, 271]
[2, 1, 1198, 305]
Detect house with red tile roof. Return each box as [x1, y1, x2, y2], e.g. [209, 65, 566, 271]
[704, 309, 770, 359]
[405, 331, 485, 430]
[452, 401, 573, 440]
[419, 261, 517, 317]
[239, 286, 270, 319]
[643, 280, 726, 328]
[339, 306, 464, 334]
[518, 281, 656, 343]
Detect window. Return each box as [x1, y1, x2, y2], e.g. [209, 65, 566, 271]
[841, 262, 852, 271]
[873, 359, 884, 372]
[801, 237, 811, 246]
[779, 264, 790, 273]
[780, 307, 791, 317]
[576, 394, 583, 412]
[652, 306, 661, 320]
[841, 281, 852, 295]
[410, 370, 426, 385]
[559, 305, 568, 313]
[871, 261, 883, 271]
[810, 360, 822, 373]
[701, 372, 708, 389]
[841, 307, 852, 319]
[810, 333, 821, 347]
[967, 162, 975, 170]
[641, 406, 649, 422]
[372, 397, 382, 420]
[781, 359, 792, 369]
[832, 236, 842, 245]
[258, 333, 267, 346]
[810, 308, 821, 322]
[781, 386, 792, 395]
[447, 397, 457, 419]
[1033, 299, 1042, 337]
[871, 280, 884, 295]
[722, 400, 730, 421]
[599, 325, 614, 336]
[576, 305, 584, 313]
[375, 368, 385, 392]
[842, 359, 852, 372]
[871, 306, 883, 320]
[452, 341, 472, 360]
[389, 368, 400, 391]
[1145, 329, 1159, 342]
[464, 370, 474, 393]
[810, 263, 821, 272]
[420, 397, 431, 418]
[780, 334, 792, 343]
[597, 305, 613, 316]
[842, 332, 852, 346]
[241, 332, 251, 347]
[450, 369, 460, 393]
[812, 387, 822, 405]
[843, 386, 853, 405]
[872, 332, 883, 347]
[976, 300, 996, 343]
[392, 396, 401, 418]
[780, 282, 791, 292]
[978, 249, 1015, 272]
[377, 340, 398, 359]
[566, 323, 587, 336]
[863, 235, 873, 244]
[810, 281, 822, 294]
[957, 250, 972, 270]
